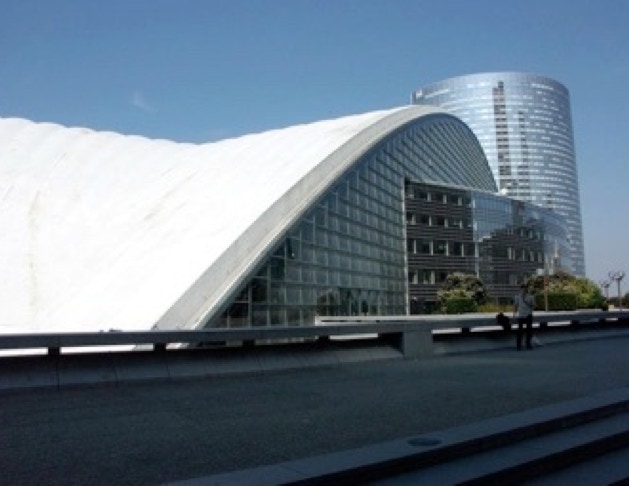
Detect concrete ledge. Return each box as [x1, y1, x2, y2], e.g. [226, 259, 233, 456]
[433, 326, 629, 355]
[170, 387, 629, 485]
[399, 329, 433, 358]
[0, 341, 402, 392]
[58, 353, 118, 387]
[1, 310, 626, 356]
[203, 351, 263, 377]
[3, 328, 629, 392]
[0, 356, 58, 391]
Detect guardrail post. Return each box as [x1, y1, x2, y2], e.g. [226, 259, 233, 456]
[398, 329, 433, 358]
[48, 346, 60, 356]
[154, 343, 167, 352]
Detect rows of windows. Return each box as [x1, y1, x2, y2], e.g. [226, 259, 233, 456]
[405, 180, 571, 305]
[406, 213, 471, 229]
[213, 115, 494, 327]
[406, 187, 471, 206]
[412, 72, 584, 275]
[407, 239, 476, 257]
[408, 269, 450, 285]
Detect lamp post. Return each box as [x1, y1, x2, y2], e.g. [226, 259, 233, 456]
[608, 271, 625, 310]
[599, 280, 610, 300]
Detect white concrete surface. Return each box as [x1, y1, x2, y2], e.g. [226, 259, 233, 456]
[1, 106, 454, 335]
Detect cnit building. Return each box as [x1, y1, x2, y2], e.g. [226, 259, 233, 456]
[0, 91, 573, 334]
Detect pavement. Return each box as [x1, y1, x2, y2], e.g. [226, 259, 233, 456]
[1, 335, 629, 485]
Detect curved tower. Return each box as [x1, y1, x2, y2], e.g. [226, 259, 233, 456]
[412, 72, 585, 275]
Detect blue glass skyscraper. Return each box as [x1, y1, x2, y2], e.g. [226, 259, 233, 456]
[412, 72, 585, 276]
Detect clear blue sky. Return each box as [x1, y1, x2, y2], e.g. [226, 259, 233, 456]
[1, 0, 627, 288]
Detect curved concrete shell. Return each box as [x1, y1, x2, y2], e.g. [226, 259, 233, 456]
[0, 106, 495, 333]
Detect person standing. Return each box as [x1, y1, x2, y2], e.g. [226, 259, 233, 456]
[514, 284, 535, 350]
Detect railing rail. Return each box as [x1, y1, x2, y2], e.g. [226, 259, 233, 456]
[1, 310, 627, 357]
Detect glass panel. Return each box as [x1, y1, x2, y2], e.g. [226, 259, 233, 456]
[270, 307, 285, 326]
[286, 308, 301, 325]
[252, 305, 268, 327]
[270, 283, 285, 304]
[251, 278, 267, 303]
[227, 303, 249, 327]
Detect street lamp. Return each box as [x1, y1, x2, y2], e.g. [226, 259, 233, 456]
[599, 280, 610, 300]
[608, 271, 625, 311]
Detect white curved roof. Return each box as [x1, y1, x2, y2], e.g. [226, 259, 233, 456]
[0, 105, 451, 333]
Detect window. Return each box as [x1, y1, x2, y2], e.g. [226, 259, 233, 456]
[435, 241, 448, 255]
[448, 194, 460, 205]
[251, 278, 268, 303]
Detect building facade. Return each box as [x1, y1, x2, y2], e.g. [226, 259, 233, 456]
[0, 104, 571, 333]
[0, 106, 495, 333]
[411, 72, 585, 276]
[405, 181, 571, 311]
[209, 111, 498, 328]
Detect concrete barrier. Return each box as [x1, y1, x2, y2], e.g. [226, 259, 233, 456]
[0, 311, 627, 392]
[1, 310, 626, 357]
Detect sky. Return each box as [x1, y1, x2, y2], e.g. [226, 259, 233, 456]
[1, 0, 628, 290]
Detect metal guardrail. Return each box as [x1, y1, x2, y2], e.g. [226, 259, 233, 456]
[0, 310, 627, 357]
[316, 310, 629, 327]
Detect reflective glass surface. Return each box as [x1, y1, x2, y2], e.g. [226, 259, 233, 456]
[215, 114, 494, 327]
[412, 73, 585, 276]
[406, 181, 571, 307]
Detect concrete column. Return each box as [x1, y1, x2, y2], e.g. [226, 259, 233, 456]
[399, 329, 433, 358]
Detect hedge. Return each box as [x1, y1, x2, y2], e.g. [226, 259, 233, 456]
[444, 297, 478, 314]
[534, 292, 578, 311]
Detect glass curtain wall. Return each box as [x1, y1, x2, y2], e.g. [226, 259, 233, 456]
[214, 115, 495, 327]
[411, 72, 585, 275]
[405, 180, 571, 308]
[473, 193, 572, 302]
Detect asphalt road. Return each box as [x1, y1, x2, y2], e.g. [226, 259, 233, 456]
[2, 336, 629, 485]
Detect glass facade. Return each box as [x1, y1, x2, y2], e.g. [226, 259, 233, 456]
[213, 114, 496, 327]
[406, 181, 571, 310]
[411, 72, 585, 276]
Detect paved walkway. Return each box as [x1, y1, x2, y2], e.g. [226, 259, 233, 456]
[2, 336, 629, 485]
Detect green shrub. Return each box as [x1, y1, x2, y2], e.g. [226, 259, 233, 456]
[444, 297, 478, 314]
[477, 302, 510, 313]
[437, 273, 487, 306]
[535, 292, 578, 311]
[526, 272, 605, 309]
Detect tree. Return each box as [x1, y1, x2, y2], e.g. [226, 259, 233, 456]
[525, 271, 605, 310]
[437, 272, 487, 305]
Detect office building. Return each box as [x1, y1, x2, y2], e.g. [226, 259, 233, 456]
[406, 180, 570, 311]
[412, 72, 585, 276]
